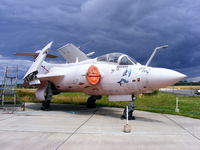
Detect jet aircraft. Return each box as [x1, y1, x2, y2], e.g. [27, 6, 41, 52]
[16, 42, 186, 119]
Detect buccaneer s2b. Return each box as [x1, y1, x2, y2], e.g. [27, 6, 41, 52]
[16, 42, 186, 119]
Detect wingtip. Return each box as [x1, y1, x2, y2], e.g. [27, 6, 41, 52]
[48, 41, 53, 47]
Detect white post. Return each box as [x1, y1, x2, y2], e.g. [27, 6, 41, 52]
[175, 97, 179, 112]
[126, 105, 129, 125]
[123, 105, 131, 133]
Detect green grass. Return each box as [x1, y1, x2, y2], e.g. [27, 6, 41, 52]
[17, 89, 200, 119]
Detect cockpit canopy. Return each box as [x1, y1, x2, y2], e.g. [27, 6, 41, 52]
[97, 53, 137, 65]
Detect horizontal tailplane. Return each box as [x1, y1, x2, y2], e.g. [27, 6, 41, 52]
[15, 52, 57, 58]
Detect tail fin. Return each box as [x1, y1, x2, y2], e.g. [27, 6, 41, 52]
[23, 41, 53, 82]
[57, 43, 88, 63]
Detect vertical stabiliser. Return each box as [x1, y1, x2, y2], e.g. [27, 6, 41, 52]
[57, 43, 88, 63]
[23, 41, 53, 83]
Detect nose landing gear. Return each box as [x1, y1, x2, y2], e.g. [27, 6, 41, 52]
[121, 94, 136, 120]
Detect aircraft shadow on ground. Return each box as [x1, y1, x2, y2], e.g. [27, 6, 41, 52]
[26, 103, 162, 123]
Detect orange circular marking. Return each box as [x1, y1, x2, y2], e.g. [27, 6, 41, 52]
[86, 65, 101, 85]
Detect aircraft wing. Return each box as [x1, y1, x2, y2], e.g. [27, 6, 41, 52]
[57, 43, 88, 63]
[37, 73, 64, 80]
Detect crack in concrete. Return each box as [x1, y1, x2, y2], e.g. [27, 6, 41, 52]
[164, 115, 200, 142]
[55, 109, 98, 150]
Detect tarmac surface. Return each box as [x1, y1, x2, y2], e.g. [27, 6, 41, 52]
[0, 103, 200, 150]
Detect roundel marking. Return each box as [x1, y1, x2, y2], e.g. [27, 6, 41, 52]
[86, 65, 101, 85]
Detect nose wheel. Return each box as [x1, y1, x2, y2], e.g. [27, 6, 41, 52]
[121, 94, 136, 120]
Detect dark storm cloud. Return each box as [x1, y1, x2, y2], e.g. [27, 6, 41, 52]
[80, 0, 200, 68]
[0, 0, 200, 80]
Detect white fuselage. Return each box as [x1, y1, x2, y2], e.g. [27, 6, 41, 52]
[39, 59, 185, 96]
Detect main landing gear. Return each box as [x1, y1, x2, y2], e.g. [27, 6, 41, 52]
[86, 95, 102, 108]
[121, 94, 136, 120]
[41, 82, 52, 111]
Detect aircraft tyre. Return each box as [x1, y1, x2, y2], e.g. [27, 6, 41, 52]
[121, 109, 135, 120]
[121, 94, 136, 120]
[41, 100, 51, 111]
[86, 96, 96, 108]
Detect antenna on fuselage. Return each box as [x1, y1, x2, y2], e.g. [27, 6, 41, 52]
[145, 45, 168, 66]
[76, 57, 79, 63]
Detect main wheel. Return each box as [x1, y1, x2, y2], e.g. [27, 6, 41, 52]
[86, 96, 96, 108]
[41, 100, 51, 111]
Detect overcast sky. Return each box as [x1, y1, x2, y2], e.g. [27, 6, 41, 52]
[0, 0, 200, 81]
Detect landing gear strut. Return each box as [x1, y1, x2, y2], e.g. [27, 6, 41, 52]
[41, 82, 52, 111]
[86, 95, 102, 108]
[121, 94, 136, 120]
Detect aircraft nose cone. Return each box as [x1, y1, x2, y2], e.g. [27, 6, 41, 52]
[148, 68, 186, 89]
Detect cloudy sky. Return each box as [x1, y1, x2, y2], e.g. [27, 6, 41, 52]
[0, 0, 200, 82]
